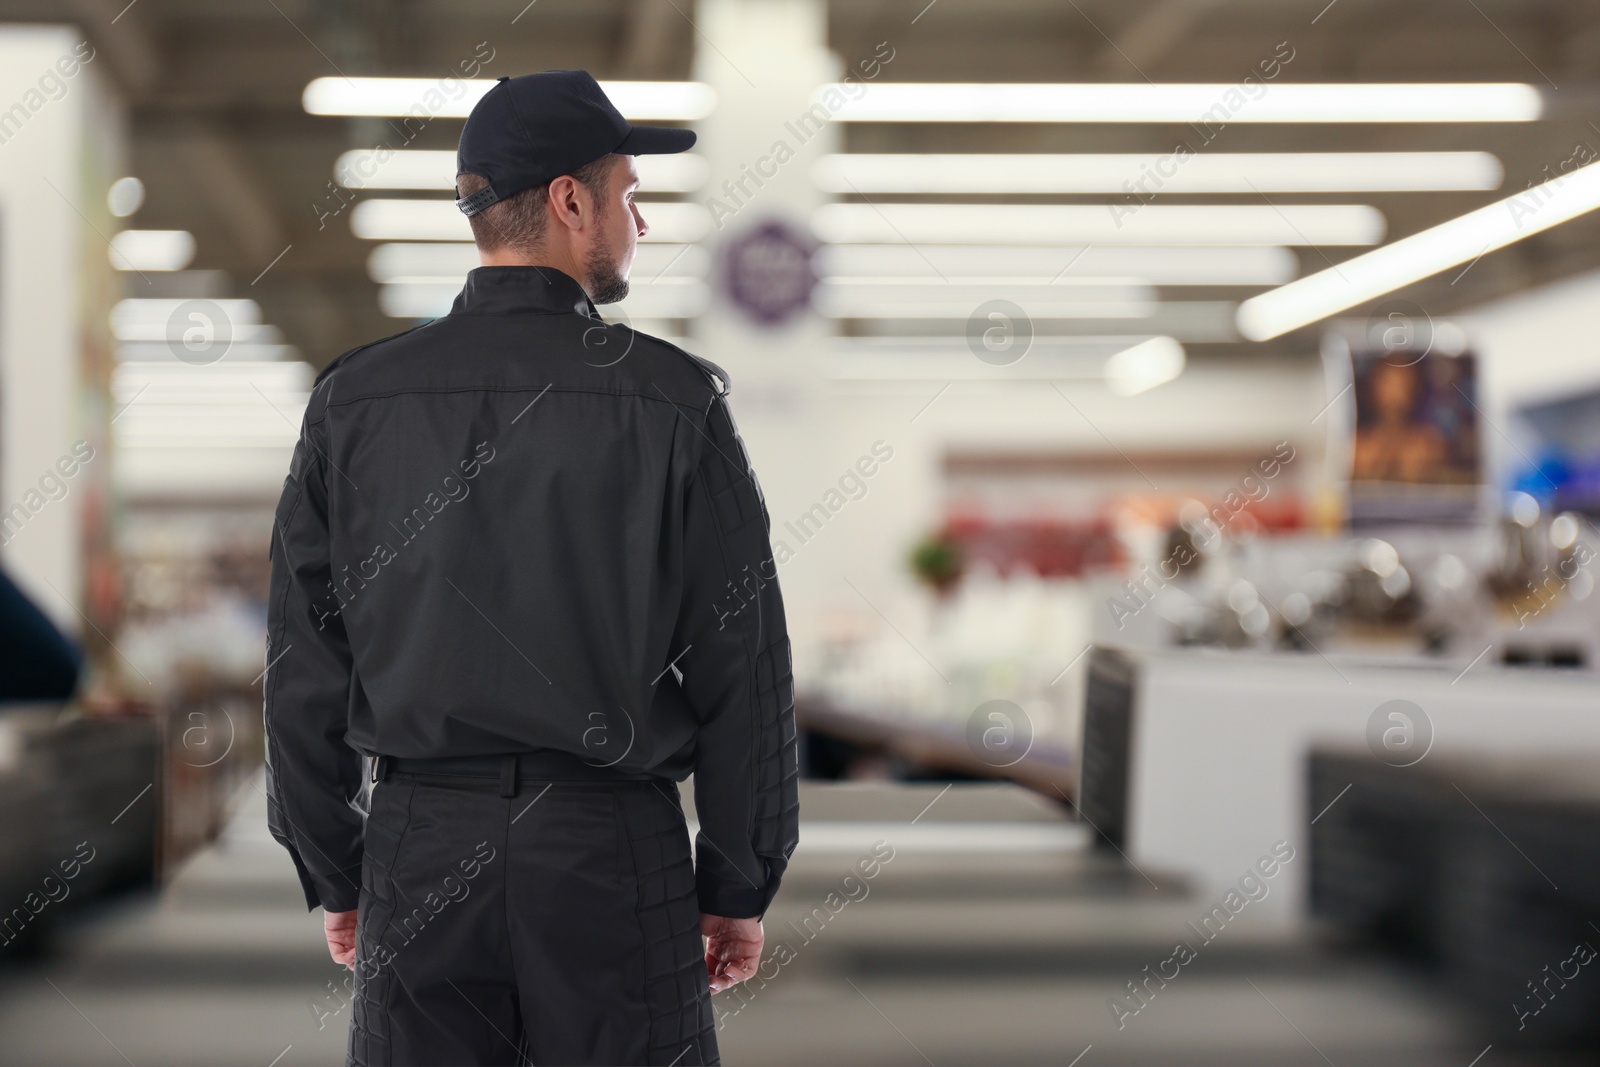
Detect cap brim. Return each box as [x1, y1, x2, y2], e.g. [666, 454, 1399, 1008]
[616, 124, 697, 155]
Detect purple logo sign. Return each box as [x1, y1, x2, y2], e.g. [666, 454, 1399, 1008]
[720, 219, 816, 326]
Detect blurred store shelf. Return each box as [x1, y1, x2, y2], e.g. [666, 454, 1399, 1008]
[2, 777, 1583, 1067]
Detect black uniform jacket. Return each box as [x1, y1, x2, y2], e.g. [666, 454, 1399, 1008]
[264, 265, 799, 920]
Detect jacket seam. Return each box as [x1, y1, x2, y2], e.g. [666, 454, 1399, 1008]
[442, 309, 577, 318]
[323, 383, 710, 412]
[693, 419, 762, 897]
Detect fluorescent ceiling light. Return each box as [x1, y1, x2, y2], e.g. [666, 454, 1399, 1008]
[336, 149, 711, 192]
[857, 301, 1239, 339]
[116, 343, 300, 363]
[826, 335, 1183, 382]
[112, 324, 283, 344]
[813, 152, 1504, 194]
[823, 83, 1543, 123]
[352, 199, 709, 243]
[1237, 158, 1600, 341]
[303, 78, 715, 120]
[109, 230, 195, 272]
[111, 298, 262, 339]
[380, 279, 709, 320]
[1104, 336, 1186, 395]
[113, 360, 311, 392]
[814, 280, 1155, 319]
[112, 361, 313, 446]
[366, 242, 480, 284]
[366, 242, 710, 285]
[816, 245, 1296, 285]
[812, 203, 1384, 246]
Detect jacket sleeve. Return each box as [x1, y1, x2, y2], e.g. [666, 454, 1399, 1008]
[675, 392, 800, 919]
[264, 396, 365, 913]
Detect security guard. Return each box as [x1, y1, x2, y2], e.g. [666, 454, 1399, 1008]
[265, 70, 799, 1066]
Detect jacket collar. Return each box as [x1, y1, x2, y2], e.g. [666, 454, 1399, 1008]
[450, 266, 600, 318]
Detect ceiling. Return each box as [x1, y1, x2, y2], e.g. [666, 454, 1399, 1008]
[9, 0, 1600, 365]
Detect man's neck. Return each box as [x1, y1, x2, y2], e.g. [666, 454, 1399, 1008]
[479, 246, 590, 297]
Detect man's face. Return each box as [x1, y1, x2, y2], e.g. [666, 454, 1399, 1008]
[585, 155, 647, 305]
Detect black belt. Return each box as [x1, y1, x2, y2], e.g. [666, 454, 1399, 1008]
[370, 750, 663, 797]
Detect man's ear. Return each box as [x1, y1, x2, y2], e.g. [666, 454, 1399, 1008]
[546, 174, 588, 233]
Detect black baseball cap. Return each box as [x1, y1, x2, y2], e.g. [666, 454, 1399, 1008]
[455, 70, 697, 217]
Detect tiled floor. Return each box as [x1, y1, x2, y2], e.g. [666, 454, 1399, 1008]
[0, 777, 1573, 1066]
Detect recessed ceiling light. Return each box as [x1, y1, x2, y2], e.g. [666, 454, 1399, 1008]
[107, 176, 145, 217]
[109, 230, 195, 272]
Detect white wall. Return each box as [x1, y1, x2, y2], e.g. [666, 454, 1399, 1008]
[738, 361, 1323, 679]
[0, 24, 121, 634]
[1458, 266, 1600, 482]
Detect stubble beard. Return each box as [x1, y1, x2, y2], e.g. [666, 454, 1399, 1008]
[585, 225, 631, 305]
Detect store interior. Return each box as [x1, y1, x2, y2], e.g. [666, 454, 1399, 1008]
[3, 1, 1600, 1064]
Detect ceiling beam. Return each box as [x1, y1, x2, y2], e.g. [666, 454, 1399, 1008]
[613, 0, 682, 79]
[174, 130, 288, 267]
[1093, 0, 1232, 77]
[69, 0, 163, 99]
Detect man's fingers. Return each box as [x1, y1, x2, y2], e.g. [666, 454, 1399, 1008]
[705, 938, 759, 991]
[702, 915, 764, 993]
[324, 907, 359, 969]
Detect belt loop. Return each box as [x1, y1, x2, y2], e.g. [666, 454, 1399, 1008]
[499, 754, 518, 798]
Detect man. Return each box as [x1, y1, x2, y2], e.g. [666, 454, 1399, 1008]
[265, 70, 799, 1066]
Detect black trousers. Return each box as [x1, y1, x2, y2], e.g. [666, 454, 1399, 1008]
[348, 765, 717, 1066]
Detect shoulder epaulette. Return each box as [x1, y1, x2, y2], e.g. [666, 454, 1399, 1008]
[650, 336, 731, 398]
[313, 321, 434, 387]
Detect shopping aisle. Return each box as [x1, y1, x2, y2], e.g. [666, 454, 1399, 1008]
[0, 776, 1568, 1067]
[717, 783, 1529, 1067]
[0, 777, 350, 1067]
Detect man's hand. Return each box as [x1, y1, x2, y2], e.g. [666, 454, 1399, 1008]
[700, 913, 762, 994]
[324, 907, 358, 969]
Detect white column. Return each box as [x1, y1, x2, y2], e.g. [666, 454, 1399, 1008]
[691, 0, 841, 665]
[0, 25, 121, 640]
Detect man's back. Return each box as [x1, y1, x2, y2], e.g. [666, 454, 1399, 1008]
[269, 265, 797, 918]
[293, 268, 755, 771]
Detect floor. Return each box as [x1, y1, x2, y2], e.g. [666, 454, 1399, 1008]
[0, 775, 1575, 1066]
